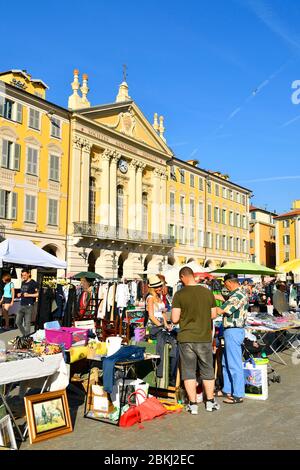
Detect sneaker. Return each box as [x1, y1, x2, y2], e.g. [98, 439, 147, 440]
[205, 399, 220, 412]
[186, 403, 198, 415]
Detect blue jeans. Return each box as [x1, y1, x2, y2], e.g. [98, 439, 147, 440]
[222, 328, 245, 398]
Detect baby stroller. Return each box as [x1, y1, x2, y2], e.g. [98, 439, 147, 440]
[243, 337, 281, 385]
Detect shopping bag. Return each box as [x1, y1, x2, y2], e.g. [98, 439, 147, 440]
[119, 406, 141, 427]
[243, 357, 268, 400]
[130, 390, 167, 422]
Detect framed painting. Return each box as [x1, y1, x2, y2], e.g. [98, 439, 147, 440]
[24, 390, 72, 444]
[0, 415, 17, 450]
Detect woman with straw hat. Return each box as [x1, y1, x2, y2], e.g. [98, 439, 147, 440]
[146, 275, 170, 331]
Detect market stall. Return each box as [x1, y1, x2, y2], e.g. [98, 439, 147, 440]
[0, 238, 67, 270]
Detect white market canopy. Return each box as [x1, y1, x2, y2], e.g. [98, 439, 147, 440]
[0, 238, 67, 269]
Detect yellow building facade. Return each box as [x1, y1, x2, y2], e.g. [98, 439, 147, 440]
[0, 68, 252, 278]
[0, 70, 70, 270]
[249, 206, 276, 268]
[275, 200, 300, 266]
[167, 159, 251, 268]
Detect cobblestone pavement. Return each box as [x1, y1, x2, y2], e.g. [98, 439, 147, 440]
[1, 329, 300, 450]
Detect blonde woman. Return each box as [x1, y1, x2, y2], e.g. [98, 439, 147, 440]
[146, 275, 170, 331]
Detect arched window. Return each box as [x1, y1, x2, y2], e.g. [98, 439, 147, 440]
[89, 177, 96, 224]
[117, 186, 124, 230]
[142, 192, 148, 235]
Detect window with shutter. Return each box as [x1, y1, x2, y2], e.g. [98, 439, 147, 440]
[27, 147, 38, 175]
[51, 118, 61, 138]
[190, 199, 195, 217]
[222, 209, 226, 224]
[199, 202, 204, 220]
[0, 96, 4, 116]
[207, 204, 212, 221]
[1, 139, 9, 168]
[29, 108, 40, 130]
[10, 192, 17, 219]
[4, 99, 13, 120]
[48, 199, 58, 226]
[16, 103, 22, 123]
[170, 192, 175, 211]
[0, 190, 6, 218]
[25, 195, 36, 223]
[50, 155, 60, 181]
[13, 143, 21, 171]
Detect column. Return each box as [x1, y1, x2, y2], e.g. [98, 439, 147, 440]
[109, 151, 119, 229]
[80, 140, 92, 222]
[151, 169, 161, 240]
[135, 162, 145, 233]
[160, 170, 168, 238]
[100, 149, 111, 226]
[128, 159, 137, 232]
[70, 137, 82, 225]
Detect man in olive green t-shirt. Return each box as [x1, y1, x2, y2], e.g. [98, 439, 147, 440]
[171, 267, 220, 414]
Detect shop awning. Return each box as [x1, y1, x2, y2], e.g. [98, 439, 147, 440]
[211, 261, 279, 276]
[276, 259, 300, 274]
[0, 238, 67, 269]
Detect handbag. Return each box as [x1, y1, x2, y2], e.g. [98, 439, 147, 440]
[129, 389, 167, 422]
[119, 406, 141, 427]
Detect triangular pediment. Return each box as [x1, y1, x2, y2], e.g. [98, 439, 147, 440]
[77, 101, 172, 156]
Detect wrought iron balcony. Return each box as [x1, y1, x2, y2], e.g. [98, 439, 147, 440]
[73, 222, 175, 246]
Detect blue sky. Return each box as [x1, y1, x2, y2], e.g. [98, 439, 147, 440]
[2, 0, 300, 214]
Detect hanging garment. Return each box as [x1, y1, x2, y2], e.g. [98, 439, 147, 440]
[130, 281, 138, 303]
[116, 283, 130, 308]
[62, 285, 77, 327]
[53, 284, 65, 319]
[97, 283, 109, 319]
[36, 287, 55, 329]
[107, 283, 115, 311]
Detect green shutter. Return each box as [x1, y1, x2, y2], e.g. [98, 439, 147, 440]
[0, 190, 6, 218]
[11, 192, 17, 220]
[16, 103, 22, 123]
[13, 143, 21, 171]
[1, 140, 8, 168]
[0, 96, 4, 117]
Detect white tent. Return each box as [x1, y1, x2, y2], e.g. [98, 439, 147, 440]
[0, 238, 67, 269]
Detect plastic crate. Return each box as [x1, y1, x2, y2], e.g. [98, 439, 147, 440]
[45, 327, 88, 350]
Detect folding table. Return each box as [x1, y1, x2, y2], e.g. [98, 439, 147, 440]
[0, 353, 67, 441]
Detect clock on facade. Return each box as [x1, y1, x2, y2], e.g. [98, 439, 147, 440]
[118, 159, 128, 174]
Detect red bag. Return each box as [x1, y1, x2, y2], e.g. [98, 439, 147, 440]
[130, 390, 167, 422]
[119, 389, 167, 427]
[119, 406, 140, 427]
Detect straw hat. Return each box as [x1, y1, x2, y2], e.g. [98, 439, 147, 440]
[148, 274, 163, 288]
